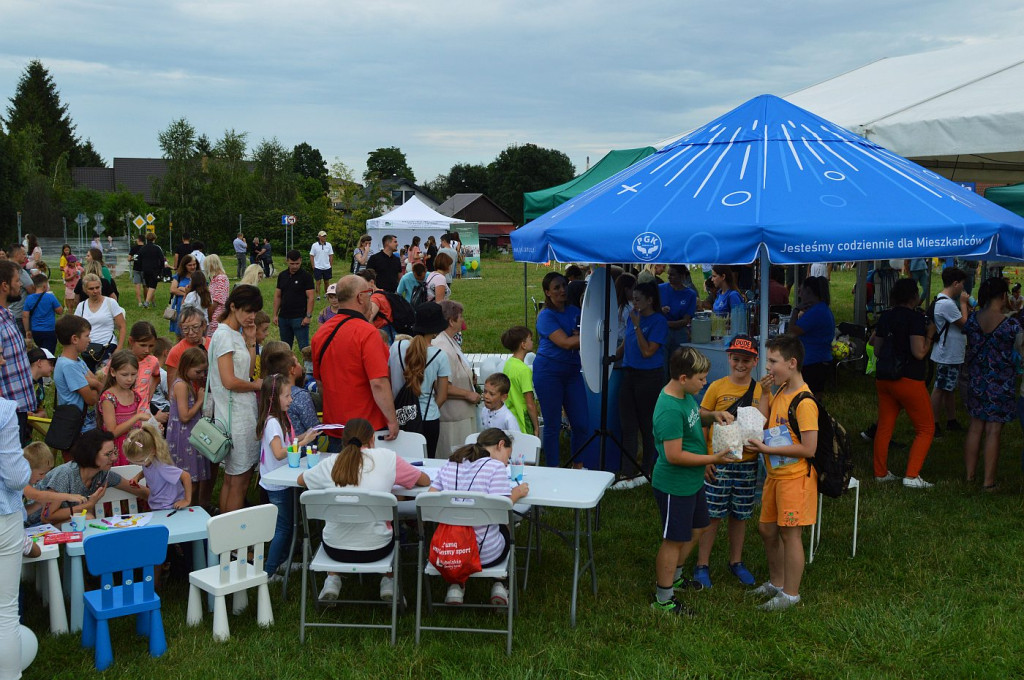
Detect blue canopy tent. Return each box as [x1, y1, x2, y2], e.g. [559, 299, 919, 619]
[513, 94, 1024, 473]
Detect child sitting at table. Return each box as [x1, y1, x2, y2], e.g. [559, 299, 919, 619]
[298, 418, 430, 602]
[479, 373, 521, 433]
[22, 441, 88, 523]
[500, 326, 540, 435]
[124, 425, 192, 511]
[257, 373, 319, 580]
[427, 428, 529, 606]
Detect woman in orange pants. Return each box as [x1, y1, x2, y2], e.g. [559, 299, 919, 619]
[870, 278, 936, 489]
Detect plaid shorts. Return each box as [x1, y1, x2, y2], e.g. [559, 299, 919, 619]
[934, 362, 961, 392]
[704, 460, 758, 520]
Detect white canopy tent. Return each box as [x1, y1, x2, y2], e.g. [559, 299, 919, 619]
[366, 196, 463, 250]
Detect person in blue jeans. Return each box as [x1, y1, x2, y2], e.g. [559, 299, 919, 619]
[256, 373, 320, 579]
[533, 272, 591, 467]
[272, 250, 315, 351]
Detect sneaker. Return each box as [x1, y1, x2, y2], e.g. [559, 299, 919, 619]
[691, 565, 712, 590]
[490, 581, 509, 606]
[747, 581, 781, 598]
[318, 574, 342, 601]
[874, 471, 899, 483]
[903, 476, 934, 489]
[729, 562, 756, 586]
[268, 573, 283, 584]
[859, 429, 874, 442]
[759, 591, 800, 611]
[379, 576, 394, 602]
[445, 583, 465, 605]
[651, 596, 696, 617]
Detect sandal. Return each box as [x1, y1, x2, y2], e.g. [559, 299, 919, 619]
[983, 484, 998, 493]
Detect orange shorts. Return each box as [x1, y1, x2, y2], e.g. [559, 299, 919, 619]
[759, 474, 817, 527]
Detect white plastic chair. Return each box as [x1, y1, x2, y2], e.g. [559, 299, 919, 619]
[186, 504, 277, 641]
[374, 430, 427, 461]
[22, 543, 68, 634]
[808, 477, 860, 564]
[415, 491, 516, 655]
[479, 357, 504, 382]
[299, 489, 401, 645]
[98, 465, 143, 518]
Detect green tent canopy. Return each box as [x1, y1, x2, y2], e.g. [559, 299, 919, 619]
[985, 183, 1024, 218]
[523, 147, 656, 221]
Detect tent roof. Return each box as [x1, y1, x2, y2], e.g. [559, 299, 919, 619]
[365, 195, 463, 231]
[783, 39, 1024, 159]
[523, 147, 656, 220]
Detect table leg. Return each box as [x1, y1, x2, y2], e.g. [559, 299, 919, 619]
[280, 489, 301, 600]
[586, 508, 597, 596]
[70, 555, 84, 633]
[46, 558, 68, 634]
[570, 509, 581, 628]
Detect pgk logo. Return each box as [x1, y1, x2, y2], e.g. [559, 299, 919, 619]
[632, 232, 662, 261]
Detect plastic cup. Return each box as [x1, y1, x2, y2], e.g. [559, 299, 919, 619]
[306, 453, 321, 468]
[510, 463, 525, 483]
[70, 516, 85, 532]
[287, 451, 301, 468]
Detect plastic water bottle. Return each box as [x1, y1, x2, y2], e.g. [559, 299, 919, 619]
[510, 451, 525, 483]
[968, 296, 977, 308]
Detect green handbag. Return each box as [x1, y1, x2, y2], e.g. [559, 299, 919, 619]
[188, 359, 233, 464]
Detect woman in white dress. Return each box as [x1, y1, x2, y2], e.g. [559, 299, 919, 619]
[75, 273, 126, 370]
[208, 284, 263, 513]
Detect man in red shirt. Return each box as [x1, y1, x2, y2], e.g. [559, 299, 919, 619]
[312, 275, 399, 451]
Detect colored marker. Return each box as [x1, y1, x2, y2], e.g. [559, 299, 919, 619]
[88, 523, 109, 531]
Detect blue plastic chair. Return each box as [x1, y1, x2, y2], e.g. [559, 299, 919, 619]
[81, 525, 170, 671]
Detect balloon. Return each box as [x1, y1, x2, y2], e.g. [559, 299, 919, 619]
[470, 260, 479, 270]
[461, 265, 467, 274]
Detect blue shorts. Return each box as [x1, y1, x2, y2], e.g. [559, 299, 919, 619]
[653, 487, 709, 543]
[313, 267, 333, 281]
[704, 459, 758, 520]
[933, 363, 961, 392]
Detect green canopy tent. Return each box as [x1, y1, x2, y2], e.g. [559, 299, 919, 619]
[523, 147, 656, 221]
[985, 183, 1024, 217]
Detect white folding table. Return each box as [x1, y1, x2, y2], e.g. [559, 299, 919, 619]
[63, 507, 213, 632]
[262, 460, 613, 627]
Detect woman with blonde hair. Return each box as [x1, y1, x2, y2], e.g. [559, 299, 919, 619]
[203, 254, 231, 336]
[388, 302, 450, 457]
[297, 418, 429, 601]
[239, 263, 265, 287]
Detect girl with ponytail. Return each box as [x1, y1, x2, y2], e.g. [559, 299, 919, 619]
[297, 418, 429, 602]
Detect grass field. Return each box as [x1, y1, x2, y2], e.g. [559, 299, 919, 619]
[23, 256, 1024, 679]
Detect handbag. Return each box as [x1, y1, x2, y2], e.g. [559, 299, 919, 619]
[163, 297, 178, 321]
[44, 399, 85, 451]
[188, 355, 233, 464]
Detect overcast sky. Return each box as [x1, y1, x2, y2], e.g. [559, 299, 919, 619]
[2, 1, 1022, 182]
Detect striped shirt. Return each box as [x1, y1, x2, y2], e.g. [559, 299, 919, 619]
[0, 399, 30, 516]
[0, 306, 36, 412]
[430, 457, 510, 565]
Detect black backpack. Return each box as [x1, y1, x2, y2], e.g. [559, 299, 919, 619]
[375, 289, 417, 335]
[409, 279, 428, 308]
[873, 313, 907, 381]
[788, 392, 853, 499]
[394, 345, 440, 434]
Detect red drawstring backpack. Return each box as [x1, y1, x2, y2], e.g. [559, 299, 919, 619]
[428, 462, 490, 584]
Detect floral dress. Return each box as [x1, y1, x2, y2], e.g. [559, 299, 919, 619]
[963, 312, 1023, 422]
[206, 273, 229, 338]
[99, 389, 143, 465]
[166, 379, 210, 482]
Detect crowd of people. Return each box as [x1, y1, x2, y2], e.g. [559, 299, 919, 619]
[3, 234, 1024, 667]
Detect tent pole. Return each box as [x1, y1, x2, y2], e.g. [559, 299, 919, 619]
[758, 245, 769, 377]
[523, 263, 529, 327]
[854, 261, 869, 326]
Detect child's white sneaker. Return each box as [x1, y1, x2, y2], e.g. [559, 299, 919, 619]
[318, 575, 342, 601]
[758, 591, 800, 611]
[490, 582, 509, 606]
[747, 581, 781, 598]
[379, 576, 394, 602]
[445, 583, 465, 605]
[902, 476, 934, 489]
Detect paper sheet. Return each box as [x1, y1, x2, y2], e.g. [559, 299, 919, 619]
[25, 524, 60, 540]
[101, 512, 154, 529]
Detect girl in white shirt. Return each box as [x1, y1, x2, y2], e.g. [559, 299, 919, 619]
[298, 418, 429, 602]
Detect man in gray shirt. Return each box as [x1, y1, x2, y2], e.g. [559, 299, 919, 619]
[437, 235, 459, 284]
[233, 233, 247, 279]
[6, 245, 35, 336]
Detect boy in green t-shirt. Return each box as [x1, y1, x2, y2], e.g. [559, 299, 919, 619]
[500, 326, 540, 435]
[651, 347, 737, 616]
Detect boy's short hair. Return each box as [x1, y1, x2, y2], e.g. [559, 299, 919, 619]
[154, 337, 172, 360]
[412, 262, 426, 277]
[767, 334, 805, 371]
[359, 268, 377, 283]
[55, 314, 91, 345]
[23, 441, 54, 469]
[941, 267, 967, 287]
[32, 272, 48, 287]
[484, 372, 511, 395]
[254, 311, 271, 327]
[669, 346, 710, 380]
[261, 340, 290, 356]
[300, 346, 312, 360]
[500, 326, 532, 352]
[261, 348, 298, 378]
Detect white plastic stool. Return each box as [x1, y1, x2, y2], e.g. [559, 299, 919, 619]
[808, 477, 859, 564]
[22, 543, 68, 634]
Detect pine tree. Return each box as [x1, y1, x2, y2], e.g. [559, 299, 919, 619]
[4, 60, 89, 174]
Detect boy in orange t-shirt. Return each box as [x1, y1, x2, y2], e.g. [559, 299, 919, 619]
[747, 334, 818, 612]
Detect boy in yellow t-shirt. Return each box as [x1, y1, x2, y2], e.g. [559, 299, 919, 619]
[693, 335, 763, 589]
[747, 334, 818, 612]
